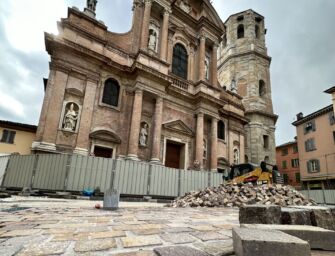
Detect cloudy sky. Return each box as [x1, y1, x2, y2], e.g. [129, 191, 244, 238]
[0, 0, 334, 145]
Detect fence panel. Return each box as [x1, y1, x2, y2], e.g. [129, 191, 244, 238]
[32, 154, 68, 191]
[114, 160, 149, 195]
[210, 172, 223, 187]
[179, 170, 208, 196]
[0, 155, 10, 186]
[66, 155, 114, 192]
[325, 190, 335, 205]
[149, 165, 179, 197]
[2, 155, 35, 188]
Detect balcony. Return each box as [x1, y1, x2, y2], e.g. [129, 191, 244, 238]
[169, 73, 191, 92]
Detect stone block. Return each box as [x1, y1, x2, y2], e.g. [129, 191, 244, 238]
[154, 246, 210, 256]
[239, 205, 281, 224]
[290, 206, 335, 231]
[281, 207, 312, 225]
[121, 235, 162, 248]
[241, 224, 335, 251]
[233, 227, 310, 256]
[103, 189, 119, 210]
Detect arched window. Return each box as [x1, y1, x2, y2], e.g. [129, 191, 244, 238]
[255, 25, 260, 39]
[172, 43, 188, 79]
[217, 120, 225, 140]
[259, 80, 266, 97]
[237, 24, 244, 39]
[102, 79, 120, 107]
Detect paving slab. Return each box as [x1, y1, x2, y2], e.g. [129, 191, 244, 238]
[154, 246, 210, 256]
[160, 233, 196, 244]
[233, 227, 310, 256]
[241, 224, 335, 251]
[121, 235, 163, 248]
[17, 241, 71, 255]
[193, 240, 234, 256]
[74, 238, 117, 252]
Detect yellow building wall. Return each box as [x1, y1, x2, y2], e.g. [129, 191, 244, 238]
[0, 128, 36, 155]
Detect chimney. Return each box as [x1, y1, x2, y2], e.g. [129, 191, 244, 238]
[296, 112, 304, 120]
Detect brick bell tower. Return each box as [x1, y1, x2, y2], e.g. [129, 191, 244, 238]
[218, 10, 278, 165]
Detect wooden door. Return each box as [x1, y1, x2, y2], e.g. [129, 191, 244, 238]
[165, 143, 181, 169]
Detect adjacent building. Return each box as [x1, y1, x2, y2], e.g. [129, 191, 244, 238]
[275, 140, 300, 189]
[218, 10, 278, 165]
[292, 86, 335, 189]
[32, 0, 257, 172]
[0, 120, 37, 155]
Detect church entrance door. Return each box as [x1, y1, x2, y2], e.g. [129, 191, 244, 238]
[165, 141, 182, 169]
[94, 146, 113, 158]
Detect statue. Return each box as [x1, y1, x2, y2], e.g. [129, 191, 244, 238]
[180, 0, 191, 13]
[63, 103, 78, 131]
[148, 30, 157, 51]
[230, 79, 237, 93]
[87, 0, 98, 12]
[139, 123, 148, 146]
[205, 57, 210, 80]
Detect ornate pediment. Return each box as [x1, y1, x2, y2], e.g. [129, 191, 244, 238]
[89, 128, 121, 144]
[163, 120, 193, 136]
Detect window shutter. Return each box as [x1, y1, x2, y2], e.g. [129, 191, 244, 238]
[307, 161, 311, 172]
[316, 160, 320, 171]
[311, 139, 315, 150]
[8, 131, 16, 144]
[312, 120, 316, 131]
[305, 140, 308, 151]
[1, 130, 9, 142]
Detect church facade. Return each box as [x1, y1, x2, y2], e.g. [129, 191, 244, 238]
[33, 0, 275, 171]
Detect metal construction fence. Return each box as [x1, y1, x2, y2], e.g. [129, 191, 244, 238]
[300, 190, 335, 205]
[0, 155, 10, 186]
[1, 154, 223, 198]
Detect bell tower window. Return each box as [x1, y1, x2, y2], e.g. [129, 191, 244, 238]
[237, 24, 244, 39]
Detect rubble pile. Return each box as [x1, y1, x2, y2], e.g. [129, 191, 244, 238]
[168, 184, 317, 208]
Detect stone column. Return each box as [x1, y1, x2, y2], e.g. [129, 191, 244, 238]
[195, 113, 204, 169]
[127, 89, 143, 159]
[210, 117, 218, 171]
[211, 44, 218, 87]
[140, 0, 152, 50]
[160, 10, 170, 61]
[151, 97, 163, 162]
[198, 36, 206, 81]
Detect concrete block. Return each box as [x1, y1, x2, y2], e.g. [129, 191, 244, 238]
[281, 207, 312, 225]
[290, 206, 335, 231]
[239, 205, 281, 224]
[233, 227, 310, 256]
[241, 224, 335, 251]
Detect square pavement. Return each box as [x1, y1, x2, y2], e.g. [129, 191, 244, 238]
[0, 196, 238, 255]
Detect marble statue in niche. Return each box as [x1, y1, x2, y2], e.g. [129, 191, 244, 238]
[139, 122, 149, 146]
[205, 56, 210, 80]
[148, 29, 157, 51]
[148, 23, 159, 52]
[63, 103, 78, 132]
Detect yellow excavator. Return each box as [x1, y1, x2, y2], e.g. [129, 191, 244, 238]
[225, 162, 284, 185]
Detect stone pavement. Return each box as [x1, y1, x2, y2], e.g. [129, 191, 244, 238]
[0, 196, 238, 255]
